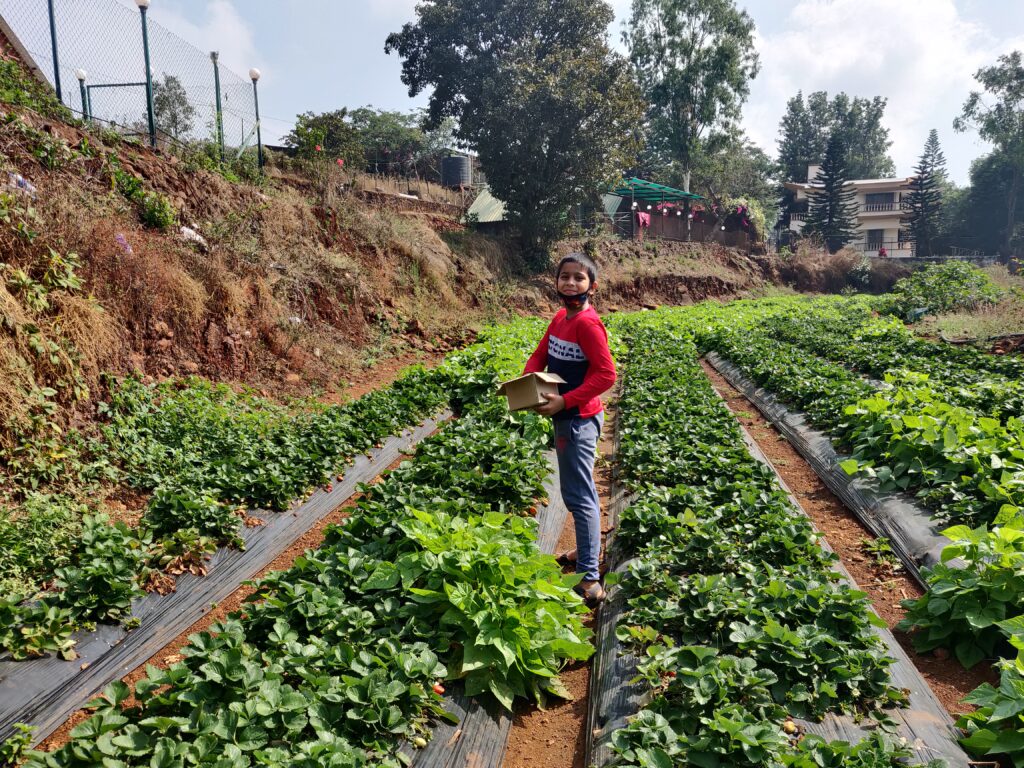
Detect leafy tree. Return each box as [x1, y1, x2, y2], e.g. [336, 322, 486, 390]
[828, 93, 895, 180]
[777, 91, 826, 183]
[777, 91, 894, 182]
[348, 107, 425, 174]
[901, 129, 947, 257]
[803, 134, 859, 253]
[624, 0, 759, 193]
[152, 74, 194, 140]
[954, 50, 1024, 256]
[284, 109, 363, 164]
[943, 148, 1024, 256]
[690, 134, 780, 226]
[386, 0, 645, 250]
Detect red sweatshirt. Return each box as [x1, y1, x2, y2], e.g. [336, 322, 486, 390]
[523, 306, 616, 420]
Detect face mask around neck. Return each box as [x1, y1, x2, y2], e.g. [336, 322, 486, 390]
[558, 289, 590, 309]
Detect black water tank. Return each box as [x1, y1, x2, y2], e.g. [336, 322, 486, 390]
[441, 155, 472, 188]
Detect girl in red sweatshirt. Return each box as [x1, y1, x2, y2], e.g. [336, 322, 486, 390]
[524, 253, 616, 606]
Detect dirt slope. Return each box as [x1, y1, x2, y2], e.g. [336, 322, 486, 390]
[0, 52, 773, 454]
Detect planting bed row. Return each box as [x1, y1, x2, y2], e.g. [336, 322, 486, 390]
[0, 413, 447, 747]
[589, 310, 968, 767]
[691, 297, 1024, 765]
[705, 351, 947, 587]
[5, 319, 595, 767]
[1, 366, 454, 665]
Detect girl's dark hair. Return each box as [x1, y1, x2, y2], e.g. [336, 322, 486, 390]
[556, 253, 598, 282]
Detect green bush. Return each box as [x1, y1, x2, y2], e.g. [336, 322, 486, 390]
[0, 61, 72, 120]
[146, 484, 241, 546]
[138, 191, 176, 229]
[110, 158, 177, 229]
[879, 261, 1002, 319]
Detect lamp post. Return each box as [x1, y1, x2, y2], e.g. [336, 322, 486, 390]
[47, 0, 62, 103]
[249, 67, 264, 171]
[75, 69, 88, 121]
[211, 52, 224, 161]
[135, 0, 156, 148]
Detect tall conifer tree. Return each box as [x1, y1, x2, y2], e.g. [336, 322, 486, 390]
[804, 134, 859, 253]
[902, 129, 947, 257]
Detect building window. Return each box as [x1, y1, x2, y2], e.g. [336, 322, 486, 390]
[866, 229, 884, 249]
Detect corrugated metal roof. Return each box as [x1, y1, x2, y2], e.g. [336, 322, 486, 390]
[465, 188, 507, 223]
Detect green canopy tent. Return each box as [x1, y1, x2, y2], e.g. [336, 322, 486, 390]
[610, 177, 704, 239]
[611, 177, 704, 204]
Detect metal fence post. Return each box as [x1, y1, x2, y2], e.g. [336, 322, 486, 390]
[249, 68, 264, 171]
[47, 0, 62, 103]
[136, 0, 157, 148]
[211, 51, 224, 161]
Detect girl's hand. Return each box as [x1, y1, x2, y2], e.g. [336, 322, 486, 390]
[534, 393, 565, 416]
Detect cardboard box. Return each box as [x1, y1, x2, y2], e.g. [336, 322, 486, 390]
[497, 372, 566, 411]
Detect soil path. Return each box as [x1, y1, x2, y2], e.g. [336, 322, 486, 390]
[502, 401, 618, 768]
[700, 360, 996, 717]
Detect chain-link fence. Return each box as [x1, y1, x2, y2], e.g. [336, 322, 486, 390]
[0, 0, 258, 155]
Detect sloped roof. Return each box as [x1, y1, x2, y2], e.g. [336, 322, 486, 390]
[465, 188, 506, 223]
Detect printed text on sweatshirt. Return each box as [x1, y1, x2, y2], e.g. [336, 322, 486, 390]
[523, 307, 616, 420]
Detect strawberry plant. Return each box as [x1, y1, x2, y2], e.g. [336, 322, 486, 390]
[601, 311, 918, 767]
[19, 317, 593, 766]
[899, 520, 1024, 668]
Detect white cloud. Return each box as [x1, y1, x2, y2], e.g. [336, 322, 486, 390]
[743, 0, 1024, 182]
[145, 0, 259, 80]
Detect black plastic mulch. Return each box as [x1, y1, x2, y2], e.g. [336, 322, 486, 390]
[0, 413, 450, 746]
[585, 375, 973, 767]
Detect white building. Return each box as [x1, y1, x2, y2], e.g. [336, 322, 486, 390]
[784, 164, 915, 257]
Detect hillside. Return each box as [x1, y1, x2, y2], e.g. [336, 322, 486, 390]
[0, 54, 779, 460]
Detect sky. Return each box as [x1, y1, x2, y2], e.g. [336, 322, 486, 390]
[104, 0, 1024, 185]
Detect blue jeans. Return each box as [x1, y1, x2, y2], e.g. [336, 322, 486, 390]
[554, 413, 603, 582]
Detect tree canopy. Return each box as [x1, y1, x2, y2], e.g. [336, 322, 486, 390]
[689, 134, 780, 227]
[153, 74, 195, 140]
[623, 0, 759, 193]
[348, 107, 425, 174]
[284, 108, 364, 165]
[778, 91, 894, 182]
[386, 0, 645, 250]
[943, 148, 1024, 256]
[955, 50, 1024, 256]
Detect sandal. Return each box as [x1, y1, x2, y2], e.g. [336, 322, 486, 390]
[556, 549, 577, 566]
[574, 580, 607, 608]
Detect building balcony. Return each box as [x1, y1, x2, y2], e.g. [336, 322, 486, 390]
[858, 239, 914, 257]
[862, 202, 899, 213]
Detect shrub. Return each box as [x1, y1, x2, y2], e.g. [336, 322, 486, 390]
[138, 191, 176, 230]
[879, 260, 1003, 319]
[109, 157, 177, 230]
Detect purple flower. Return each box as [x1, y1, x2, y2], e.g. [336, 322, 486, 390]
[115, 233, 133, 255]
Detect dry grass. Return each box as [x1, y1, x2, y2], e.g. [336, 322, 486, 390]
[49, 293, 121, 376]
[82, 220, 207, 333]
[918, 265, 1024, 341]
[351, 173, 463, 206]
